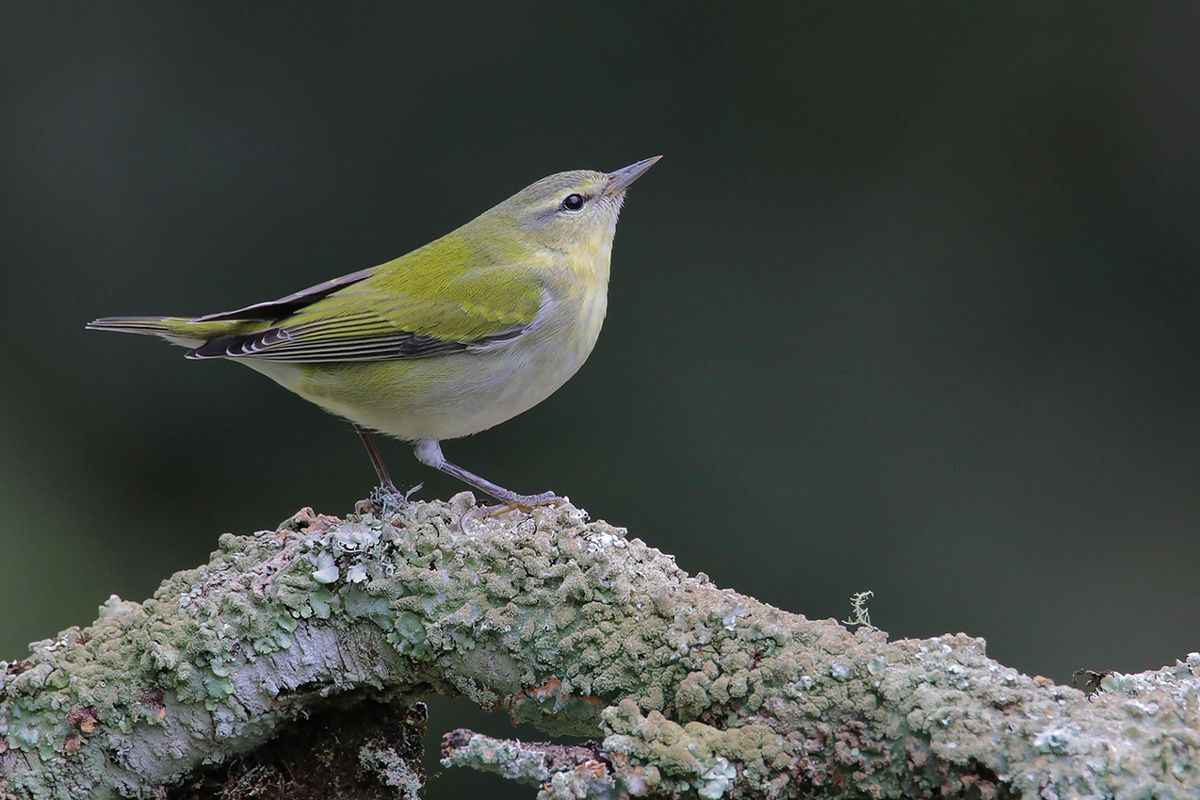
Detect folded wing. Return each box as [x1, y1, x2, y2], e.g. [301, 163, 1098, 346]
[187, 263, 542, 363]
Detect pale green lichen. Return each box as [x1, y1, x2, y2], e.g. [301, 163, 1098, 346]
[359, 742, 424, 800]
[600, 699, 793, 797]
[309, 551, 339, 584]
[1033, 725, 1077, 755]
[697, 757, 737, 799]
[842, 589, 875, 629]
[445, 735, 556, 783]
[440, 731, 622, 800]
[3, 494, 1200, 800]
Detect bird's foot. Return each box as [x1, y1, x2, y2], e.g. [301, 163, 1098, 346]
[458, 491, 565, 533]
[499, 490, 565, 512]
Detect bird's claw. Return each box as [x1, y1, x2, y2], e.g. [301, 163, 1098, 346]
[506, 491, 565, 512]
[458, 492, 565, 533]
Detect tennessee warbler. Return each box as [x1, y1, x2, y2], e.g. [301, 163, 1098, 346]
[88, 156, 661, 509]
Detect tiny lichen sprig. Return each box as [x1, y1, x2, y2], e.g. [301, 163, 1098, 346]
[842, 589, 875, 628]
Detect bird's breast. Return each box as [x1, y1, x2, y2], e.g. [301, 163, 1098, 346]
[283, 273, 610, 442]
[515, 274, 608, 393]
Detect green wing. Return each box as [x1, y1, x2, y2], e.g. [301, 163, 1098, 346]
[187, 244, 543, 363]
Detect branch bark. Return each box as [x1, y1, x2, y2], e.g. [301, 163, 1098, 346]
[1, 493, 1197, 799]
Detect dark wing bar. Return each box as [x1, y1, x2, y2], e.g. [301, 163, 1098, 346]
[195, 267, 375, 323]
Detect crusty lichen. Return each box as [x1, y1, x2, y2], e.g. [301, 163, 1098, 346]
[3, 494, 1200, 799]
[441, 729, 622, 800]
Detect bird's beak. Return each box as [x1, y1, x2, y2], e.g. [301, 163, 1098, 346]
[604, 155, 663, 196]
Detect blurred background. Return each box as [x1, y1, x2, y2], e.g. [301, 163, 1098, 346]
[2, 2, 1198, 795]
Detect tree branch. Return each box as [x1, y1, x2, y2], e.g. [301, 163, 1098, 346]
[1, 493, 1197, 798]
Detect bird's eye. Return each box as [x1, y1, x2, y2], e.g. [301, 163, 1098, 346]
[561, 193, 585, 211]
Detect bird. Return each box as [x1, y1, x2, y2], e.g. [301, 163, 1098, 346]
[87, 156, 661, 510]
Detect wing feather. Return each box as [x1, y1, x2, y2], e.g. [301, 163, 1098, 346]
[196, 267, 376, 322]
[187, 260, 543, 363]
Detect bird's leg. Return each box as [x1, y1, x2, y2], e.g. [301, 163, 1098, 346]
[353, 424, 400, 495]
[413, 439, 563, 510]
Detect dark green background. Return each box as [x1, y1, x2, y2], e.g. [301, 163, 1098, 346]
[2, 3, 1198, 796]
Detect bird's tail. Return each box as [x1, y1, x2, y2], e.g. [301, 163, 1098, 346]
[85, 316, 208, 348]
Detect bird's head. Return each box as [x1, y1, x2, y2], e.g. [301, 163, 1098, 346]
[483, 157, 661, 258]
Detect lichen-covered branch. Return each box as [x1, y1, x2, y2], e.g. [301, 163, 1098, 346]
[1, 493, 1198, 799]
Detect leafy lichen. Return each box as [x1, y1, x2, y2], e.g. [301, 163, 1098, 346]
[3, 494, 1199, 799]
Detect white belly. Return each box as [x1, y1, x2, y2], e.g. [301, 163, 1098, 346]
[250, 285, 608, 442]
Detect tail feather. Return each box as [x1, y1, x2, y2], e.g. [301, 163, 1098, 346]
[86, 316, 206, 348]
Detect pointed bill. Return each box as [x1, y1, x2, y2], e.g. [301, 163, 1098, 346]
[604, 155, 663, 196]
